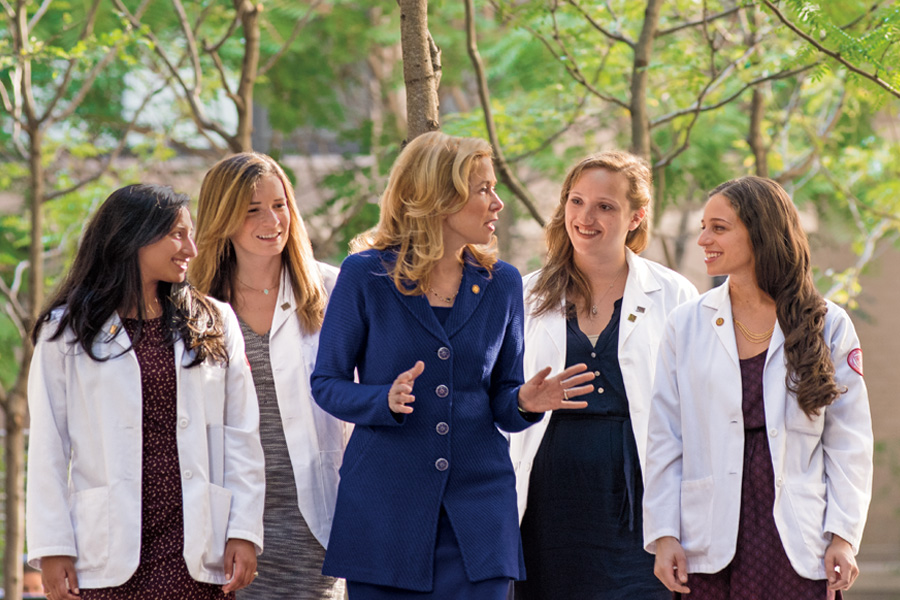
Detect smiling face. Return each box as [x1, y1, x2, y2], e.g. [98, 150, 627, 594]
[230, 174, 291, 261]
[442, 156, 503, 251]
[698, 192, 755, 278]
[137, 206, 197, 291]
[564, 168, 645, 259]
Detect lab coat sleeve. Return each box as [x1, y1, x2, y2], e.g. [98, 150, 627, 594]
[821, 306, 873, 552]
[220, 305, 266, 552]
[310, 256, 400, 428]
[643, 311, 685, 554]
[489, 270, 535, 434]
[25, 324, 78, 566]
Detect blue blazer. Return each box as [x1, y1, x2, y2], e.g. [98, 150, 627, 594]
[311, 249, 538, 591]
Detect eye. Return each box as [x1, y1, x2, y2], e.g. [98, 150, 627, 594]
[569, 196, 582, 206]
[600, 204, 613, 211]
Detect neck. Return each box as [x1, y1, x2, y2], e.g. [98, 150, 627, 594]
[728, 274, 774, 310]
[573, 247, 627, 284]
[234, 252, 282, 289]
[433, 248, 464, 279]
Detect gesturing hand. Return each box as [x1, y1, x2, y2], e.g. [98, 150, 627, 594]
[41, 555, 80, 600]
[389, 361, 425, 414]
[654, 536, 690, 594]
[825, 535, 859, 591]
[517, 363, 594, 413]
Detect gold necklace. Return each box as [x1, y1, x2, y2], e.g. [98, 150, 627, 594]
[237, 275, 279, 296]
[428, 286, 458, 305]
[734, 319, 774, 343]
[589, 265, 626, 320]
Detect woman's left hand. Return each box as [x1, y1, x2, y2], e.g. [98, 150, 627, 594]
[517, 363, 594, 413]
[825, 534, 859, 590]
[222, 538, 258, 593]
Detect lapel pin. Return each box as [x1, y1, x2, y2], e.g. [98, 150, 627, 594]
[109, 324, 118, 335]
[627, 314, 637, 322]
[716, 318, 725, 326]
[636, 306, 645, 313]
[281, 302, 291, 311]
[471, 284, 480, 294]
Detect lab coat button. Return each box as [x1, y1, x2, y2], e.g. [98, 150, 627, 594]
[436, 385, 449, 398]
[436, 422, 449, 435]
[438, 347, 451, 360]
[179, 418, 189, 429]
[590, 352, 597, 358]
[769, 428, 778, 437]
[776, 477, 783, 487]
[597, 387, 605, 394]
[183, 470, 193, 479]
[435, 458, 449, 471]
[593, 370, 600, 377]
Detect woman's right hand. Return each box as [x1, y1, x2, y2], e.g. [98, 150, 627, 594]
[389, 361, 425, 414]
[654, 536, 690, 594]
[41, 555, 80, 600]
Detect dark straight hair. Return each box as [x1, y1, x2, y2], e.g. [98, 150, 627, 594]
[32, 184, 228, 366]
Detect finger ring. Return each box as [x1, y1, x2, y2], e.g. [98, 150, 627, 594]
[253, 571, 259, 577]
[563, 389, 569, 401]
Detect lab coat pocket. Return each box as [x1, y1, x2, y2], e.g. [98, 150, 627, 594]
[70, 486, 109, 572]
[680, 476, 714, 556]
[200, 482, 234, 571]
[784, 481, 829, 557]
[785, 399, 825, 437]
[207, 424, 225, 487]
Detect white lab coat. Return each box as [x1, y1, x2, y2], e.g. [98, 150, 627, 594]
[267, 262, 347, 548]
[642, 281, 873, 580]
[25, 298, 265, 589]
[509, 249, 698, 522]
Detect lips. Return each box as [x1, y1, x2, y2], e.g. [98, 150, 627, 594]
[574, 225, 599, 237]
[704, 251, 722, 264]
[257, 232, 281, 240]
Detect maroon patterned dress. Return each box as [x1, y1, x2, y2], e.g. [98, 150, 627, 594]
[678, 351, 839, 600]
[81, 317, 233, 600]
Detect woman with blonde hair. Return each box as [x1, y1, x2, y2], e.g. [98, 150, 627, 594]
[644, 176, 872, 599]
[191, 153, 345, 599]
[510, 151, 697, 599]
[311, 131, 595, 600]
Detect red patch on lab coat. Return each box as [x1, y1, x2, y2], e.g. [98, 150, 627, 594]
[848, 348, 863, 376]
[245, 354, 252, 370]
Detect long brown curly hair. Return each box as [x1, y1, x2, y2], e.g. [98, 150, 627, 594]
[710, 176, 843, 417]
[528, 151, 652, 317]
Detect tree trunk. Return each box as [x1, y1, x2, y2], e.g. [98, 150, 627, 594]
[235, 0, 261, 152]
[748, 87, 768, 177]
[630, 0, 664, 160]
[398, 0, 440, 140]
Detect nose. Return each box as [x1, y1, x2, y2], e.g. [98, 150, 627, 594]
[697, 228, 710, 247]
[491, 190, 504, 213]
[184, 235, 198, 258]
[263, 208, 281, 226]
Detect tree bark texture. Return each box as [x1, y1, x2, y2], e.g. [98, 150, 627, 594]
[398, 0, 441, 140]
[748, 87, 768, 177]
[235, 0, 261, 152]
[630, 0, 664, 160]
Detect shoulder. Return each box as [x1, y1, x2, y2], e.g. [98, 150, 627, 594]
[822, 299, 858, 342]
[522, 268, 541, 293]
[633, 254, 697, 297]
[316, 260, 340, 293]
[338, 249, 387, 278]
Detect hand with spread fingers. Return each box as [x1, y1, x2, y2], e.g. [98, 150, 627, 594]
[825, 535, 859, 591]
[41, 555, 80, 600]
[389, 361, 425, 414]
[517, 363, 594, 413]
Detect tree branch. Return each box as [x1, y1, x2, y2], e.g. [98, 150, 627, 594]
[565, 0, 634, 47]
[171, 0, 203, 96]
[651, 62, 817, 127]
[656, 3, 755, 37]
[259, 0, 323, 77]
[761, 0, 900, 99]
[465, 0, 545, 226]
[26, 0, 53, 31]
[204, 4, 243, 53]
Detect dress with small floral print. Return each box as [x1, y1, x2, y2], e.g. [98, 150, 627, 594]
[81, 317, 233, 600]
[677, 350, 839, 600]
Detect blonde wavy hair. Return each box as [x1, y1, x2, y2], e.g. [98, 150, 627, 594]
[528, 150, 652, 317]
[351, 131, 497, 295]
[189, 152, 328, 335]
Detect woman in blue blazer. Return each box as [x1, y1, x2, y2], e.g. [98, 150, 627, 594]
[311, 131, 594, 599]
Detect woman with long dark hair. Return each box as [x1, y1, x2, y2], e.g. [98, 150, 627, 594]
[644, 176, 873, 599]
[510, 151, 697, 599]
[191, 153, 346, 599]
[26, 184, 264, 600]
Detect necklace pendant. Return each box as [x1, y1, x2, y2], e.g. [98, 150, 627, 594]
[591, 305, 598, 315]
[263, 288, 270, 295]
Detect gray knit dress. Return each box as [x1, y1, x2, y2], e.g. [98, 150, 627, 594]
[236, 320, 344, 600]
